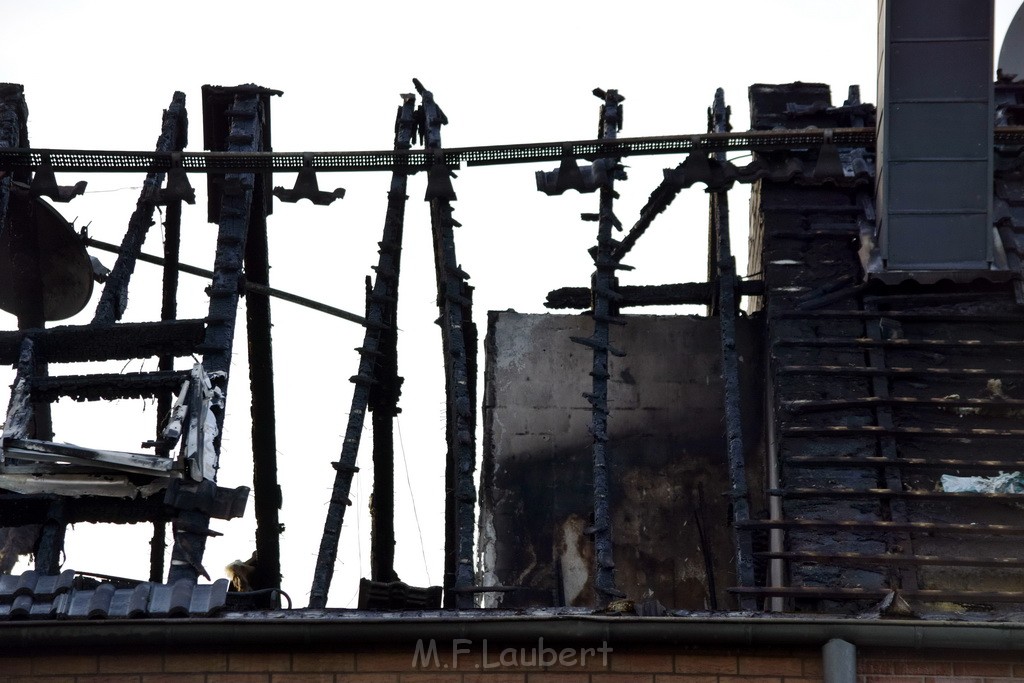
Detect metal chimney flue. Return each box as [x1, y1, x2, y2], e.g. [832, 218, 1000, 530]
[876, 0, 994, 274]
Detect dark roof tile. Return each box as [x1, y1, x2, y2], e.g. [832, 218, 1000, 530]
[0, 570, 229, 620]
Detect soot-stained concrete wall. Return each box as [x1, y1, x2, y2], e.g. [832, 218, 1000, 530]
[480, 311, 764, 610]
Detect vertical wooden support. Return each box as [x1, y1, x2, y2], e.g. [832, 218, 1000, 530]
[414, 79, 477, 609]
[152, 98, 189, 583]
[587, 89, 625, 606]
[246, 179, 282, 593]
[709, 89, 756, 609]
[369, 95, 417, 585]
[309, 94, 417, 608]
[169, 88, 264, 583]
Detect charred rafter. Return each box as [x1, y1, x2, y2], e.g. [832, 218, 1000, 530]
[92, 92, 188, 326]
[709, 89, 756, 610]
[414, 79, 478, 609]
[168, 87, 266, 583]
[308, 92, 418, 609]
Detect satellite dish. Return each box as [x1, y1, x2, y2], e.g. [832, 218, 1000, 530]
[1000, 2, 1024, 79]
[0, 183, 94, 322]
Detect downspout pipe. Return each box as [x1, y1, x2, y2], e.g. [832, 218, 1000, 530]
[0, 616, 1022, 653]
[823, 638, 857, 683]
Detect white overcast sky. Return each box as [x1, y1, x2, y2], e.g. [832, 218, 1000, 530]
[0, 1, 1020, 607]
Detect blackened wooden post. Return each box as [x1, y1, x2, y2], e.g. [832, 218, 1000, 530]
[309, 94, 417, 608]
[583, 89, 626, 606]
[415, 79, 477, 608]
[245, 178, 282, 593]
[369, 95, 417, 584]
[169, 86, 270, 583]
[709, 89, 756, 609]
[152, 97, 189, 583]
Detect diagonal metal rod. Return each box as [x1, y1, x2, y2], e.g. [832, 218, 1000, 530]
[82, 237, 368, 327]
[709, 89, 756, 610]
[308, 94, 418, 609]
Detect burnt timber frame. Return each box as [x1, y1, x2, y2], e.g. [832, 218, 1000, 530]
[707, 89, 757, 609]
[415, 79, 478, 609]
[168, 86, 269, 583]
[308, 93, 418, 609]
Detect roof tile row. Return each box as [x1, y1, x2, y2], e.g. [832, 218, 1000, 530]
[0, 570, 229, 619]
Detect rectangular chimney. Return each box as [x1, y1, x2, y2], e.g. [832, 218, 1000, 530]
[876, 0, 994, 270]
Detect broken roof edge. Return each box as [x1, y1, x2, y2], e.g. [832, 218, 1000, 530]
[1, 611, 1024, 653]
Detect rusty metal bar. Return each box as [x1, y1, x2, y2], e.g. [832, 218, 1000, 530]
[771, 487, 1024, 501]
[776, 337, 1024, 349]
[775, 310, 1024, 322]
[414, 79, 477, 609]
[783, 456, 1024, 470]
[92, 92, 187, 326]
[784, 396, 1024, 412]
[778, 365, 1024, 378]
[736, 519, 1024, 534]
[168, 88, 264, 583]
[759, 551, 1024, 568]
[709, 89, 755, 610]
[729, 586, 1024, 602]
[308, 93, 417, 609]
[784, 425, 1024, 438]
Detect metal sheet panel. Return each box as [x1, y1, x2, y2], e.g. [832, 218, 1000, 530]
[876, 0, 994, 272]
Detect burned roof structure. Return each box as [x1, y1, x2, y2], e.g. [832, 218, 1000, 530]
[5, 4, 1024, 660]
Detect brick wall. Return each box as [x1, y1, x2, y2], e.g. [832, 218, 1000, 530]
[0, 647, 1021, 683]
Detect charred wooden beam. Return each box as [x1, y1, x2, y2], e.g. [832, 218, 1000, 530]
[169, 87, 267, 583]
[709, 89, 756, 610]
[28, 370, 189, 403]
[153, 156, 186, 582]
[92, 92, 187, 326]
[308, 93, 418, 609]
[544, 280, 763, 309]
[245, 178, 281, 594]
[368, 95, 417, 586]
[414, 79, 477, 609]
[583, 88, 626, 606]
[0, 319, 206, 365]
[0, 493, 171, 526]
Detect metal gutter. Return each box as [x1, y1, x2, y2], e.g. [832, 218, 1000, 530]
[0, 615, 1022, 653]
